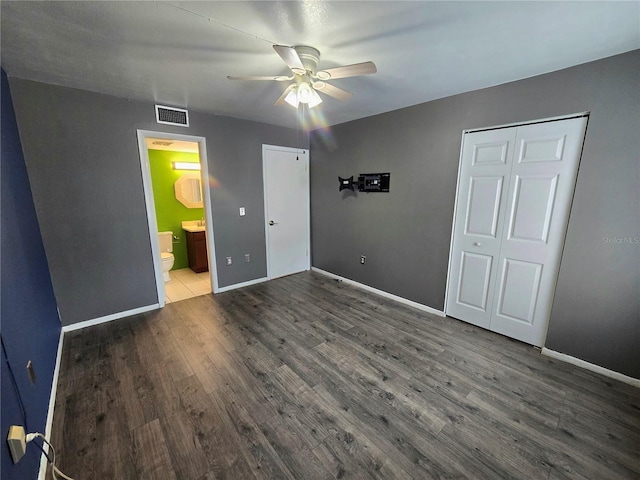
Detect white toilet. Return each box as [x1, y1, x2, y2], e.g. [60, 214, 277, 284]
[158, 231, 175, 282]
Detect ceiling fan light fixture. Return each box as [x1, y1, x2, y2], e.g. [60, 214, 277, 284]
[307, 88, 323, 108]
[284, 82, 323, 109]
[284, 87, 299, 108]
[297, 82, 312, 103]
[298, 82, 323, 108]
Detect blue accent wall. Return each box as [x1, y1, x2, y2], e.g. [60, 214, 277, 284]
[1, 68, 62, 479]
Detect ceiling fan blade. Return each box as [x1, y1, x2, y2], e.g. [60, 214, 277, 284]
[273, 45, 306, 74]
[315, 61, 377, 80]
[227, 75, 293, 81]
[275, 85, 295, 106]
[314, 82, 352, 101]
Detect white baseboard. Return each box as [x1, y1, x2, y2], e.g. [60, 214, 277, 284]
[541, 348, 640, 388]
[38, 328, 65, 480]
[60, 274, 269, 333]
[312, 267, 445, 317]
[216, 276, 269, 293]
[62, 303, 160, 333]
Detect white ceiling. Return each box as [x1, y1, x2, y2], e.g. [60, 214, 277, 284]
[2, 1, 639, 130]
[145, 138, 199, 153]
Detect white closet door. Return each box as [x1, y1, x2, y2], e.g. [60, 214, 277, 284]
[447, 117, 587, 346]
[489, 118, 587, 345]
[446, 128, 516, 329]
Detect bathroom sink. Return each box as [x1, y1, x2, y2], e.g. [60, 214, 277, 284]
[183, 226, 206, 232]
[182, 220, 206, 233]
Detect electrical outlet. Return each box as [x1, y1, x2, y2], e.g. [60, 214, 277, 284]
[245, 254, 251, 263]
[26, 360, 36, 385]
[7, 425, 26, 464]
[239, 207, 246, 216]
[360, 255, 366, 264]
[226, 257, 232, 266]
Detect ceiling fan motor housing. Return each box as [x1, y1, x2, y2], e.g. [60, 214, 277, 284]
[294, 46, 320, 75]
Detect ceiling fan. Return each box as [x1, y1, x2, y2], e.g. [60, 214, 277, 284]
[227, 45, 377, 109]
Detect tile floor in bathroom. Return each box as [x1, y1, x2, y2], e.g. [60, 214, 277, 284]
[164, 267, 212, 303]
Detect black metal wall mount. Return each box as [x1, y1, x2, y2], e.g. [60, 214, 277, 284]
[339, 173, 390, 192]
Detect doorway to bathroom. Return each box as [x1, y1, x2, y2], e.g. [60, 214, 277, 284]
[137, 130, 218, 306]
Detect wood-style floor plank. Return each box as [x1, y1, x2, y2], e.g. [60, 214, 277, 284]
[132, 419, 178, 480]
[50, 271, 640, 479]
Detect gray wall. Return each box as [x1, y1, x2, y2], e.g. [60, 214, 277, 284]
[10, 79, 305, 326]
[310, 50, 639, 378]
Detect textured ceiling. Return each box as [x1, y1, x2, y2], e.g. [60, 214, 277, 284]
[2, 1, 639, 129]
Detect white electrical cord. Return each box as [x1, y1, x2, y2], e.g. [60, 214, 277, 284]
[26, 433, 76, 480]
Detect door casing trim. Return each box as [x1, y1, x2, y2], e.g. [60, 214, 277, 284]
[137, 130, 220, 302]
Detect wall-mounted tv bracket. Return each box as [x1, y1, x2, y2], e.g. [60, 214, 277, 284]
[339, 173, 390, 192]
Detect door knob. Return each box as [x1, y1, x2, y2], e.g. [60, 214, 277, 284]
[474, 242, 482, 247]
[269, 220, 278, 226]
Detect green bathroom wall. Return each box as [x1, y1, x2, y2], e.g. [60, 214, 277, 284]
[148, 149, 204, 270]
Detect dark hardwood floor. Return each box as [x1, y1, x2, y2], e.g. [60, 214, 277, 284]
[50, 271, 640, 479]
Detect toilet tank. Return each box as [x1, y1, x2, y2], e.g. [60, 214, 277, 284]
[158, 231, 173, 253]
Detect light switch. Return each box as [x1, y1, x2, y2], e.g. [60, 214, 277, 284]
[239, 207, 246, 216]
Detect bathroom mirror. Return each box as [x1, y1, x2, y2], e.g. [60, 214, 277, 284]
[175, 172, 203, 208]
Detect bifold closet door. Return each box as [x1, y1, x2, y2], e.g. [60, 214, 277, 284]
[446, 128, 516, 329]
[447, 117, 587, 346]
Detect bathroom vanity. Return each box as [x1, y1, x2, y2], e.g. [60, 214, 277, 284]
[182, 222, 209, 273]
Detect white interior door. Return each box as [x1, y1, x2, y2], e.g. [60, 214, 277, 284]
[489, 119, 587, 345]
[263, 145, 310, 279]
[446, 128, 516, 329]
[447, 117, 587, 346]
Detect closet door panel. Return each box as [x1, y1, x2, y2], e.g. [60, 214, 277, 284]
[446, 129, 516, 328]
[489, 117, 588, 346]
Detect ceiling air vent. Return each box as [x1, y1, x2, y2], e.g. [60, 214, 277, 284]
[155, 105, 189, 127]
